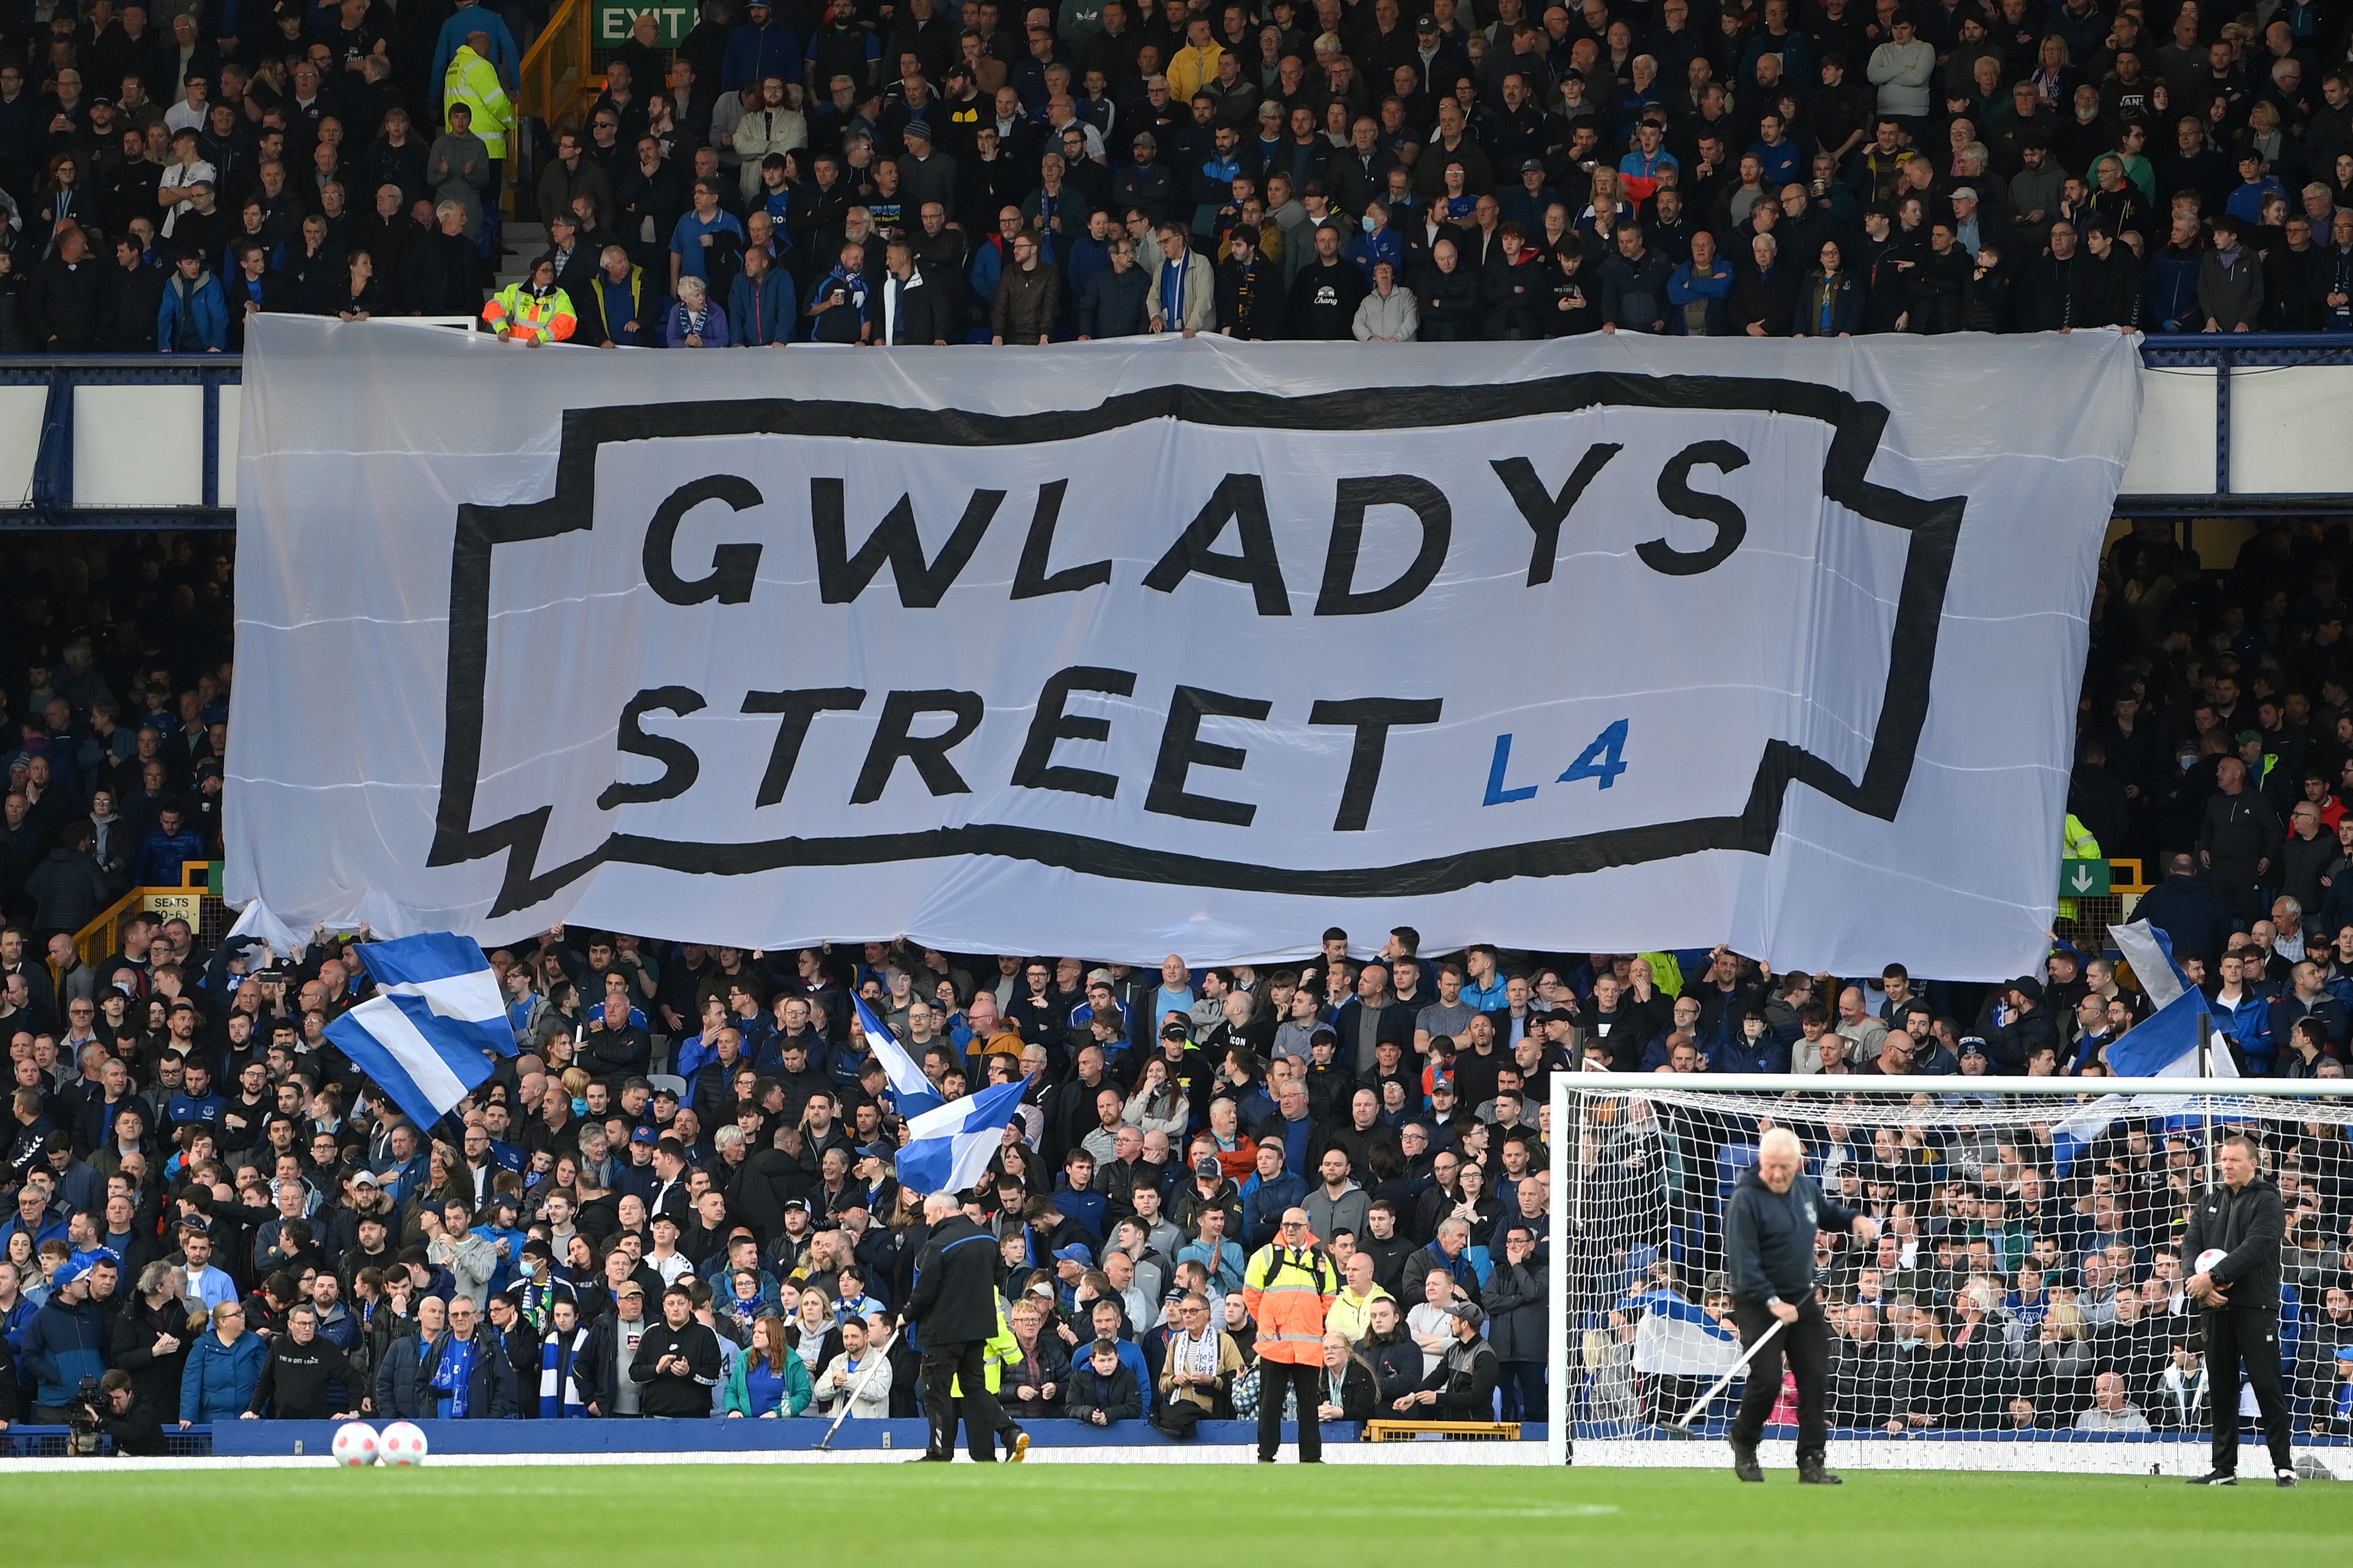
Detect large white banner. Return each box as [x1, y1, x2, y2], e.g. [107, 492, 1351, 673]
[229, 320, 2141, 976]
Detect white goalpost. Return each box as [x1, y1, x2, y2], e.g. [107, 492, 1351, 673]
[1546, 1073, 2353, 1475]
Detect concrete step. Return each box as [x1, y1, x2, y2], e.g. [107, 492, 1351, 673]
[495, 221, 551, 289]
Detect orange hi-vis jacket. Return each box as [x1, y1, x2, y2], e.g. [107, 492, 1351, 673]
[482, 282, 576, 343]
[1243, 1241, 1338, 1365]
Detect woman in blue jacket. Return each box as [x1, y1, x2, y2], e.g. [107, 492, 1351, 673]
[180, 1301, 267, 1425]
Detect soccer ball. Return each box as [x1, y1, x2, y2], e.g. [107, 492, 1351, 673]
[378, 1421, 428, 1466]
[2195, 1248, 2228, 1276]
[330, 1421, 380, 1467]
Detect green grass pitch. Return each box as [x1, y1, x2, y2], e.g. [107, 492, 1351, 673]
[14, 1466, 2353, 1566]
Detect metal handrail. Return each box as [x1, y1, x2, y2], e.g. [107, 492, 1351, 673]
[519, 0, 600, 133]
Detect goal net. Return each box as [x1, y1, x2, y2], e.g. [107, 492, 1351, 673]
[1544, 1073, 2353, 1473]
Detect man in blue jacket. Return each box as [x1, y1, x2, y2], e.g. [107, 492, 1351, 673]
[20, 1251, 112, 1422]
[722, 2, 801, 93]
[726, 240, 798, 344]
[132, 803, 206, 886]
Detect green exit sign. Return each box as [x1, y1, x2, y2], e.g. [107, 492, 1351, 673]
[2060, 858, 2111, 897]
[597, 4, 693, 45]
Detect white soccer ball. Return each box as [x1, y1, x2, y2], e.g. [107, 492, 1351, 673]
[330, 1421, 380, 1467]
[2195, 1248, 2228, 1277]
[377, 1421, 428, 1466]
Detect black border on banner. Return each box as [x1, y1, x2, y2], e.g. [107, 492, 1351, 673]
[427, 374, 1966, 918]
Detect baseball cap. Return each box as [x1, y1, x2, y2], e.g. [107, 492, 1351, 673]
[1449, 1300, 1486, 1329]
[53, 1254, 99, 1290]
[2235, 728, 2264, 746]
[856, 1143, 893, 1165]
[2010, 976, 2045, 1003]
[1054, 1243, 1095, 1266]
[1088, 968, 1115, 986]
[1161, 1020, 1190, 1040]
[651, 1084, 679, 1102]
[1950, 185, 1977, 200]
[1522, 158, 1544, 173]
[1416, 14, 1438, 29]
[351, 1169, 380, 1187]
[783, 1198, 812, 1213]
[1132, 132, 1155, 148]
[1194, 1155, 1222, 1180]
[615, 1283, 645, 1298]
[650, 1211, 680, 1229]
[630, 1127, 658, 1145]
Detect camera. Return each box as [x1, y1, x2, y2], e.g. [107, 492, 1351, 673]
[253, 968, 287, 984]
[69, 1376, 105, 1456]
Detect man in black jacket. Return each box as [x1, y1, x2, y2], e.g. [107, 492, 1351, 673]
[2182, 1133, 2296, 1485]
[246, 1302, 358, 1419]
[904, 1191, 1022, 1461]
[629, 1285, 722, 1417]
[93, 1369, 169, 1455]
[1724, 1127, 1876, 1484]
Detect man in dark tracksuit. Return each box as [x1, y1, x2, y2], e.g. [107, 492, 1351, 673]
[2183, 1133, 2296, 1485]
[904, 1192, 1024, 1462]
[1724, 1127, 1877, 1484]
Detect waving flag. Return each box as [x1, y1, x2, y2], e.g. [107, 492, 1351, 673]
[2099, 921, 2238, 1079]
[896, 1077, 1031, 1196]
[1623, 1288, 1741, 1378]
[853, 992, 944, 1119]
[325, 933, 511, 1133]
[2110, 919, 2193, 1010]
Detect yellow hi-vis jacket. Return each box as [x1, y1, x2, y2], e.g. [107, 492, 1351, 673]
[482, 282, 576, 343]
[951, 1304, 1023, 1396]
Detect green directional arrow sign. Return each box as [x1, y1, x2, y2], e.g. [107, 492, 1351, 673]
[2060, 858, 2111, 897]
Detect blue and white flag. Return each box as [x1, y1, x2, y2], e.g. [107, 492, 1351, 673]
[2110, 919, 2193, 1010]
[895, 1076, 1031, 1197]
[353, 933, 517, 1062]
[1623, 1288, 1740, 1377]
[2049, 1093, 2131, 1177]
[853, 992, 944, 1119]
[326, 934, 510, 1133]
[2099, 920, 2237, 1079]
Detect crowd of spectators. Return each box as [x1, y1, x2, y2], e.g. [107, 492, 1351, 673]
[6, 0, 2353, 350]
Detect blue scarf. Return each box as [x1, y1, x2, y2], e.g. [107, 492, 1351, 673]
[431, 1331, 478, 1419]
[539, 1328, 588, 1418]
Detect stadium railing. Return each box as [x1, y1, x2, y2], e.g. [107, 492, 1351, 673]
[4, 333, 2351, 530]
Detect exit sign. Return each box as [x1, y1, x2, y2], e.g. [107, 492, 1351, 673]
[597, 4, 693, 45]
[2059, 858, 2111, 897]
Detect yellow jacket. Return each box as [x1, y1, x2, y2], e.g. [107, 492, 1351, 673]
[1167, 42, 1224, 102]
[445, 45, 514, 157]
[482, 282, 576, 342]
[951, 1304, 1023, 1396]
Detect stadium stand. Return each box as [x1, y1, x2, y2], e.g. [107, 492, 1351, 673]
[5, 0, 2353, 347]
[0, 512, 2351, 1453]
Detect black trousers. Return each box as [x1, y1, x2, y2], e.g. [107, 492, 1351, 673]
[1256, 1358, 1323, 1461]
[2203, 1308, 2295, 1475]
[919, 1339, 1006, 1460]
[1728, 1295, 1831, 1462]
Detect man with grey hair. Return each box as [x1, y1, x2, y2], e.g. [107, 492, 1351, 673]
[1725, 1126, 1878, 1484]
[905, 1189, 1025, 1461]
